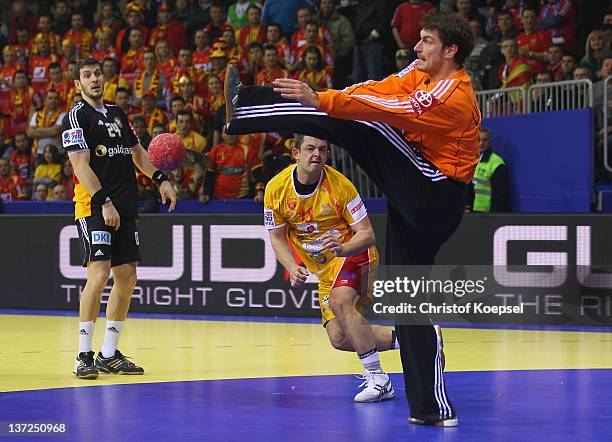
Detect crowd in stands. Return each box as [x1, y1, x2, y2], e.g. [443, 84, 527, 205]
[0, 0, 610, 205]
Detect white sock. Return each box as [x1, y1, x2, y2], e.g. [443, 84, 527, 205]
[101, 320, 124, 358]
[358, 348, 382, 372]
[78, 321, 95, 353]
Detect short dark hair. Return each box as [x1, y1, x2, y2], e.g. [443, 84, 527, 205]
[132, 115, 146, 125]
[75, 57, 102, 81]
[48, 62, 62, 71]
[115, 87, 129, 96]
[248, 42, 264, 52]
[175, 109, 193, 121]
[293, 134, 329, 151]
[247, 4, 261, 14]
[305, 20, 319, 30]
[170, 95, 186, 105]
[421, 9, 474, 65]
[263, 44, 278, 54]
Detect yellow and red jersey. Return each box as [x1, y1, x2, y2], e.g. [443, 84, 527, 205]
[236, 25, 266, 52]
[29, 53, 60, 95]
[294, 67, 333, 91]
[148, 20, 188, 56]
[48, 78, 74, 111]
[294, 42, 334, 68]
[264, 164, 377, 290]
[291, 26, 332, 55]
[316, 60, 481, 184]
[207, 141, 262, 199]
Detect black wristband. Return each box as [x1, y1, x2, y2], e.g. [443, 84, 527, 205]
[152, 170, 169, 185]
[91, 190, 111, 208]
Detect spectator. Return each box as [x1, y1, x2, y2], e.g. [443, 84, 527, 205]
[176, 109, 208, 184]
[193, 31, 212, 71]
[184, 0, 213, 41]
[59, 39, 77, 70]
[151, 124, 166, 138]
[120, 28, 146, 75]
[0, 47, 24, 94]
[294, 46, 333, 91]
[51, 184, 69, 200]
[114, 87, 142, 121]
[465, 19, 489, 86]
[221, 27, 242, 66]
[530, 69, 556, 111]
[172, 48, 207, 96]
[92, 30, 117, 62]
[33, 14, 61, 55]
[140, 92, 170, 134]
[228, 0, 261, 29]
[538, 0, 577, 52]
[204, 2, 232, 43]
[28, 34, 61, 96]
[291, 6, 332, 56]
[209, 47, 230, 79]
[58, 158, 74, 200]
[581, 30, 607, 80]
[395, 48, 411, 72]
[175, 0, 193, 27]
[155, 39, 180, 80]
[115, 2, 148, 59]
[517, 7, 553, 75]
[132, 115, 152, 149]
[255, 45, 289, 86]
[31, 183, 48, 201]
[177, 76, 206, 132]
[52, 0, 72, 37]
[240, 42, 265, 84]
[33, 144, 62, 197]
[265, 23, 293, 68]
[559, 52, 577, 80]
[352, 0, 387, 82]
[499, 37, 532, 89]
[317, 0, 355, 88]
[168, 96, 186, 133]
[7, 70, 41, 140]
[133, 49, 168, 108]
[63, 11, 94, 58]
[102, 57, 121, 104]
[236, 5, 267, 52]
[262, 0, 314, 38]
[27, 89, 65, 164]
[70, 92, 83, 109]
[392, 1, 434, 63]
[205, 75, 225, 120]
[148, 2, 189, 56]
[14, 28, 31, 66]
[201, 128, 264, 202]
[487, 9, 520, 44]
[453, 0, 483, 24]
[8, 1, 38, 45]
[293, 22, 335, 70]
[547, 44, 564, 80]
[466, 127, 509, 212]
[573, 65, 592, 81]
[169, 165, 199, 199]
[0, 157, 28, 201]
[96, 2, 123, 42]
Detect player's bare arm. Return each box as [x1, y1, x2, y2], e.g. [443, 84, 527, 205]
[320, 216, 375, 257]
[68, 150, 120, 231]
[268, 224, 309, 287]
[131, 143, 177, 212]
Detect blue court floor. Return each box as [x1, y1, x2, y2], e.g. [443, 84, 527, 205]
[1, 311, 611, 441]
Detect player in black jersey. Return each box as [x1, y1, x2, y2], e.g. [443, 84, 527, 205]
[62, 58, 176, 379]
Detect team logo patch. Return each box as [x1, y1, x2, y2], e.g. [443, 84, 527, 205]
[320, 202, 332, 216]
[91, 231, 111, 245]
[347, 195, 367, 221]
[407, 89, 439, 116]
[287, 197, 297, 210]
[263, 209, 276, 228]
[95, 145, 107, 157]
[62, 128, 84, 148]
[296, 221, 319, 234]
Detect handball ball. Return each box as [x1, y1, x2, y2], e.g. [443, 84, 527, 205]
[148, 133, 186, 171]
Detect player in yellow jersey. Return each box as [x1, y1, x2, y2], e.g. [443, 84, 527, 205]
[264, 134, 396, 403]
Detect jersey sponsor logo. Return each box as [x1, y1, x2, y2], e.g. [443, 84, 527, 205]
[91, 231, 111, 245]
[296, 221, 319, 234]
[407, 89, 439, 116]
[347, 195, 367, 221]
[263, 209, 276, 228]
[62, 128, 84, 148]
[95, 144, 133, 157]
[287, 197, 297, 210]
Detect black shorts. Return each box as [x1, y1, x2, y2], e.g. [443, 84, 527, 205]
[75, 214, 141, 267]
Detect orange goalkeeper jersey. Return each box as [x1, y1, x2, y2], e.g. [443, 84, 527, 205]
[316, 61, 481, 183]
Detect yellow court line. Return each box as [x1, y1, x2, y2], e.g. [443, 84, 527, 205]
[1, 314, 611, 392]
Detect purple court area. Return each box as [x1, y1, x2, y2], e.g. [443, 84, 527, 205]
[2, 370, 611, 442]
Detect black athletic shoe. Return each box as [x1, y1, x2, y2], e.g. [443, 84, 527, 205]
[73, 351, 99, 379]
[224, 64, 242, 126]
[95, 350, 144, 375]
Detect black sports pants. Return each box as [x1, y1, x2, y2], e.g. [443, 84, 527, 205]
[227, 85, 465, 421]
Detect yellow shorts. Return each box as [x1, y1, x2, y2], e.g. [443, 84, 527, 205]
[318, 246, 378, 326]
